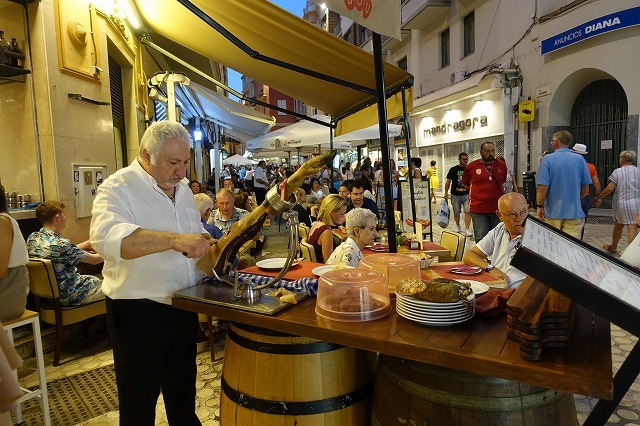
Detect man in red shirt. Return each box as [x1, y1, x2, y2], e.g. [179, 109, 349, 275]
[462, 142, 507, 242]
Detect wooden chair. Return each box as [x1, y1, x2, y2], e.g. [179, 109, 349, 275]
[298, 223, 310, 240]
[439, 231, 466, 262]
[26, 258, 107, 366]
[299, 238, 318, 263]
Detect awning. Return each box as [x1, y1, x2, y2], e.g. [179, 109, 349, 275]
[185, 82, 275, 141]
[411, 71, 488, 111]
[245, 115, 402, 151]
[133, 0, 412, 126]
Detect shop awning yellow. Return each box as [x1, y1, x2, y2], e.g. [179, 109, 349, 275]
[133, 0, 412, 124]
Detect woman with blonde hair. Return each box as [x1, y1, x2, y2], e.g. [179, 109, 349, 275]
[307, 194, 348, 262]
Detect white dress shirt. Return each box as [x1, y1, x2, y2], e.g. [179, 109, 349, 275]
[327, 237, 363, 268]
[254, 166, 269, 189]
[90, 159, 206, 304]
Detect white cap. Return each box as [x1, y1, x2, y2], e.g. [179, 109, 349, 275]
[571, 143, 588, 155]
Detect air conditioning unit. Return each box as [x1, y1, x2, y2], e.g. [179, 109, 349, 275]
[450, 69, 466, 85]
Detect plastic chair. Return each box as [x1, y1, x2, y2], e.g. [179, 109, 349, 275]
[299, 238, 318, 263]
[3, 310, 51, 425]
[439, 230, 466, 262]
[26, 258, 107, 366]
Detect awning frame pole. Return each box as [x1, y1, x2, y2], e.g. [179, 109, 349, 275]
[175, 0, 377, 96]
[373, 32, 396, 253]
[402, 89, 418, 235]
[141, 37, 332, 128]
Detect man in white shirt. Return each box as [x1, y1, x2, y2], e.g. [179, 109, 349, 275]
[462, 192, 528, 289]
[90, 121, 213, 425]
[253, 160, 269, 205]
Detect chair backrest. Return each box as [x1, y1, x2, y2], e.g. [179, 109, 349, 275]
[26, 258, 60, 299]
[298, 223, 310, 240]
[439, 231, 466, 262]
[299, 238, 318, 263]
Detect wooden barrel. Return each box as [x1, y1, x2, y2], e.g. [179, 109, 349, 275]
[221, 322, 377, 425]
[371, 355, 578, 426]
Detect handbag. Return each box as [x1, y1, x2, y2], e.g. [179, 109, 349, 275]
[436, 199, 450, 228]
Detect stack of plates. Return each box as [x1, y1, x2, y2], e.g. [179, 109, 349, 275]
[395, 292, 475, 326]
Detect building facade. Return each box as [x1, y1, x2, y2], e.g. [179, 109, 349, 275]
[383, 0, 639, 191]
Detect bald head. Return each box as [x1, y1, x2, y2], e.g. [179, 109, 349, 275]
[498, 192, 527, 212]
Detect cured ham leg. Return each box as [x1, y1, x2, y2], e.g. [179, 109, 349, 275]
[196, 150, 336, 276]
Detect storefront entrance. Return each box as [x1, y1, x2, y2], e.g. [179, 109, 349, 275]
[571, 79, 628, 194]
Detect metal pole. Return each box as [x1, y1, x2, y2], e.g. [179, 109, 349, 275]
[402, 90, 417, 234]
[373, 33, 396, 252]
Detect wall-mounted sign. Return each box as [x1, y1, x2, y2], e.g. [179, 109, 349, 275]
[423, 115, 488, 139]
[541, 6, 640, 55]
[601, 140, 613, 150]
[518, 100, 535, 123]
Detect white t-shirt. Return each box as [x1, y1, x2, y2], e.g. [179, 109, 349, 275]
[475, 222, 526, 289]
[0, 213, 28, 267]
[90, 158, 206, 304]
[254, 166, 269, 189]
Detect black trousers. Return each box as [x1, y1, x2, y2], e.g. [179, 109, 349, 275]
[254, 186, 267, 205]
[106, 297, 201, 426]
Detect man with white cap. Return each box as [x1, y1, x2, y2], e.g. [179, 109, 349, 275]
[571, 143, 601, 224]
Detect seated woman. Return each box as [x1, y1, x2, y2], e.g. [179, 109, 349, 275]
[233, 190, 257, 212]
[307, 194, 347, 263]
[327, 208, 378, 268]
[293, 188, 312, 228]
[0, 185, 29, 322]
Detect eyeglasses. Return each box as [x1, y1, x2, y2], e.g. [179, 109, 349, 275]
[503, 209, 529, 220]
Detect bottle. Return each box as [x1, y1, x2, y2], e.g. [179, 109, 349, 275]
[0, 31, 10, 65]
[10, 38, 23, 68]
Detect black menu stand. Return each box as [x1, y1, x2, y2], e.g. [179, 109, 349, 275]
[511, 216, 640, 426]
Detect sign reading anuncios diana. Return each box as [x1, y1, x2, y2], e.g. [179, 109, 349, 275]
[541, 6, 640, 55]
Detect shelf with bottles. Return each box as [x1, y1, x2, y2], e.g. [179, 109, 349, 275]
[0, 63, 30, 83]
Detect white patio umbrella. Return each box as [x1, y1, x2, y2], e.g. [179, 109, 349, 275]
[223, 154, 254, 165]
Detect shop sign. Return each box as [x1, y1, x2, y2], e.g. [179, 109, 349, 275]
[541, 6, 640, 55]
[423, 115, 488, 139]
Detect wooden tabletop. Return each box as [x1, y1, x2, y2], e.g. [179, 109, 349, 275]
[173, 284, 612, 399]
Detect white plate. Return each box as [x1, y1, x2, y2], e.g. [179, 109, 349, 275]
[312, 265, 335, 276]
[396, 292, 475, 308]
[396, 308, 475, 326]
[256, 258, 299, 270]
[449, 266, 482, 275]
[466, 280, 489, 296]
[396, 300, 473, 316]
[396, 305, 473, 321]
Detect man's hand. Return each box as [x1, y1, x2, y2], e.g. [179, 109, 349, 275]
[488, 267, 508, 282]
[536, 206, 546, 220]
[172, 234, 215, 258]
[443, 193, 449, 201]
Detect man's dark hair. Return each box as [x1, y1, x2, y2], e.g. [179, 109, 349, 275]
[258, 160, 266, 167]
[35, 201, 65, 225]
[411, 157, 422, 168]
[347, 179, 364, 192]
[480, 141, 495, 150]
[458, 152, 469, 159]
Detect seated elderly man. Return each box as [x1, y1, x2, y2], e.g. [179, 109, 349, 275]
[194, 193, 222, 239]
[327, 208, 378, 268]
[27, 201, 104, 306]
[462, 192, 528, 289]
[207, 188, 249, 234]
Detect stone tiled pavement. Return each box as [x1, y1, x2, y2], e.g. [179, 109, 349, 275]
[17, 205, 640, 425]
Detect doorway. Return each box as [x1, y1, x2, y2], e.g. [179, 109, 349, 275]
[571, 79, 628, 197]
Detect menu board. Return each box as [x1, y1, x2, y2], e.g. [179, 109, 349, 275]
[512, 216, 640, 334]
[399, 180, 431, 233]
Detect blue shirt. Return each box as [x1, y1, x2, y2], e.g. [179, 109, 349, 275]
[27, 228, 101, 305]
[201, 218, 223, 239]
[346, 197, 379, 218]
[536, 148, 591, 219]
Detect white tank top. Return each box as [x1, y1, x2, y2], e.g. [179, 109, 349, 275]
[0, 213, 29, 268]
